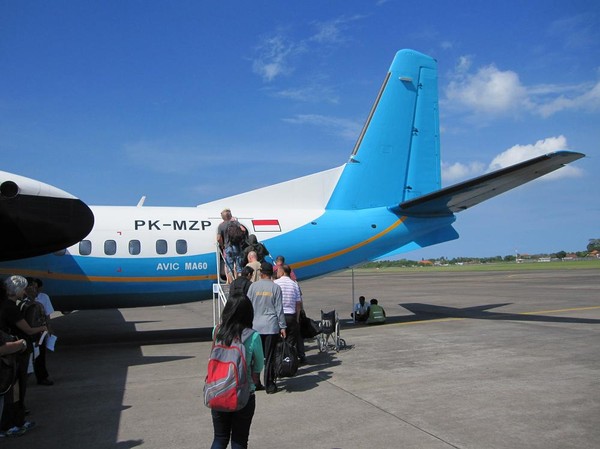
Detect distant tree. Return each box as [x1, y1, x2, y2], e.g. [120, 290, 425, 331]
[587, 239, 600, 252]
[556, 251, 567, 259]
[504, 255, 516, 262]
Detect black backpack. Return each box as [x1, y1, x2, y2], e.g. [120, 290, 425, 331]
[254, 242, 268, 262]
[226, 221, 246, 246]
[228, 277, 252, 300]
[243, 236, 269, 264]
[16, 299, 46, 341]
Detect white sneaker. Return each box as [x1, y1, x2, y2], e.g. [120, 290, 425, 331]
[6, 426, 25, 437]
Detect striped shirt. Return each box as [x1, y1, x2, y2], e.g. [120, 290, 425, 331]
[274, 276, 302, 314]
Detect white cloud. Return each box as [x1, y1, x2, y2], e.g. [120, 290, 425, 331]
[252, 34, 304, 82]
[273, 85, 339, 104]
[488, 135, 583, 180]
[446, 63, 530, 114]
[442, 161, 486, 183]
[309, 15, 367, 45]
[251, 15, 367, 84]
[442, 136, 583, 184]
[548, 14, 598, 50]
[455, 55, 472, 74]
[536, 80, 600, 117]
[445, 56, 600, 118]
[123, 140, 227, 174]
[282, 114, 361, 140]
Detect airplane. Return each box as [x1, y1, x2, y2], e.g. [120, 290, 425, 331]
[0, 49, 584, 312]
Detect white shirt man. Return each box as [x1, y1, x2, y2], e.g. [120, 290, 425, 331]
[274, 264, 305, 362]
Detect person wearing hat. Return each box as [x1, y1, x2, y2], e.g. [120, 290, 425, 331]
[246, 262, 287, 394]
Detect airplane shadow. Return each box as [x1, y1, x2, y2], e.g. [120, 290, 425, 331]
[10, 309, 210, 449]
[278, 342, 342, 393]
[15, 310, 348, 448]
[389, 302, 600, 325]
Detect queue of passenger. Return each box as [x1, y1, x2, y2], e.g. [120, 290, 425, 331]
[211, 208, 388, 447]
[0, 275, 55, 438]
[216, 209, 305, 381]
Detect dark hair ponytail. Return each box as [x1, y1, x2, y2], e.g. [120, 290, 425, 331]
[216, 293, 254, 346]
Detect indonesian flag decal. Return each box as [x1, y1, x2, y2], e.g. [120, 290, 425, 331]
[252, 219, 281, 233]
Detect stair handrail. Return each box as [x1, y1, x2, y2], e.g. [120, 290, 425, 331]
[213, 243, 229, 327]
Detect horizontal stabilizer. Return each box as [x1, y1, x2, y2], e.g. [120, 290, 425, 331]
[397, 151, 584, 217]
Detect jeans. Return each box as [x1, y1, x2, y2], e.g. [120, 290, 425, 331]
[211, 394, 256, 449]
[225, 245, 243, 274]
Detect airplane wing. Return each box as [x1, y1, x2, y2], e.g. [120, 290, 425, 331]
[0, 171, 95, 261]
[396, 151, 585, 217]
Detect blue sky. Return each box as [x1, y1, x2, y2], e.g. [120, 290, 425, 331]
[1, 1, 598, 259]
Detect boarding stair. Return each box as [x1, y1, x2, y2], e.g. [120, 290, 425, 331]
[212, 243, 229, 327]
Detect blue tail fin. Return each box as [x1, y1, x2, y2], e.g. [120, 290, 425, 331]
[326, 49, 441, 210]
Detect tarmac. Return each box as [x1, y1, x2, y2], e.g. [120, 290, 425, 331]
[4, 267, 600, 449]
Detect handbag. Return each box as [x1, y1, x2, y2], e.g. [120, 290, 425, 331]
[274, 337, 298, 378]
[299, 310, 320, 339]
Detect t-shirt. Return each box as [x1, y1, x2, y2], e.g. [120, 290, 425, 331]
[217, 221, 231, 247]
[217, 219, 246, 248]
[354, 302, 369, 314]
[246, 261, 262, 282]
[35, 292, 54, 316]
[244, 331, 265, 393]
[274, 276, 302, 315]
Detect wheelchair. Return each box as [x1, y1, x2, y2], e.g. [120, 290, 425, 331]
[317, 310, 346, 352]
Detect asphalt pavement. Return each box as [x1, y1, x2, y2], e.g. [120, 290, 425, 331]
[5, 268, 600, 449]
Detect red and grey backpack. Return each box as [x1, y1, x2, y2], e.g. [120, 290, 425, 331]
[203, 327, 254, 412]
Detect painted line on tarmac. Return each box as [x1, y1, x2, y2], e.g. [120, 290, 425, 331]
[392, 306, 600, 327]
[394, 317, 465, 326]
[519, 305, 600, 315]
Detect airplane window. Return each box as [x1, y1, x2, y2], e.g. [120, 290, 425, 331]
[79, 240, 92, 256]
[129, 240, 141, 255]
[104, 240, 117, 255]
[176, 239, 187, 255]
[53, 249, 67, 256]
[156, 239, 168, 255]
